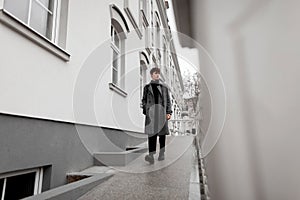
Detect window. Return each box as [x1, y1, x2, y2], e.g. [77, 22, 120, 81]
[162, 38, 167, 71]
[140, 0, 150, 50]
[111, 25, 121, 86]
[139, 0, 148, 27]
[0, 0, 70, 60]
[140, 60, 147, 98]
[172, 65, 175, 86]
[154, 12, 161, 66]
[142, 19, 150, 49]
[0, 168, 43, 200]
[167, 55, 173, 83]
[139, 52, 149, 100]
[150, 0, 154, 47]
[110, 24, 125, 89]
[109, 5, 129, 96]
[3, 0, 59, 42]
[109, 5, 129, 94]
[155, 21, 160, 49]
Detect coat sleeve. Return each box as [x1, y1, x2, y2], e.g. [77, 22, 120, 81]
[141, 85, 147, 115]
[166, 87, 173, 115]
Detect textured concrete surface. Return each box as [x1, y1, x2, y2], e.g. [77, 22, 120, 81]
[78, 136, 200, 200]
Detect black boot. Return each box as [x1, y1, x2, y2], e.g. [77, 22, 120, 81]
[158, 152, 165, 161]
[145, 154, 154, 164]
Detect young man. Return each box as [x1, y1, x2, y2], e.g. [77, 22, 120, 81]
[141, 67, 172, 164]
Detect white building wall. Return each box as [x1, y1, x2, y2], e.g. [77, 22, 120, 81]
[0, 0, 182, 134]
[0, 0, 149, 132]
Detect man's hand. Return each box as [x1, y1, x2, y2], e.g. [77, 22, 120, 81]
[166, 114, 171, 120]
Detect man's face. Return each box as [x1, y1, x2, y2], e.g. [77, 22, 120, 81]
[151, 71, 160, 80]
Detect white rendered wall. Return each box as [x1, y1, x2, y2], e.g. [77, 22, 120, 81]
[0, 0, 146, 132]
[0, 0, 173, 133]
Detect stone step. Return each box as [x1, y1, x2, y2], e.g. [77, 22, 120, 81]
[93, 144, 148, 166]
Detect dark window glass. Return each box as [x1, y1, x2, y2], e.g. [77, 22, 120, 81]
[4, 172, 35, 200]
[112, 50, 119, 84]
[0, 178, 4, 195]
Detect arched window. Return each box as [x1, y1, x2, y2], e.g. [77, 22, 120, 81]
[139, 0, 149, 27]
[140, 52, 149, 99]
[162, 37, 168, 73]
[111, 25, 121, 85]
[154, 12, 161, 66]
[139, 0, 150, 50]
[109, 5, 129, 91]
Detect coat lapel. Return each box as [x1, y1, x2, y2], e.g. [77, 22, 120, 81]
[157, 85, 162, 96]
[148, 84, 154, 96]
[149, 80, 163, 97]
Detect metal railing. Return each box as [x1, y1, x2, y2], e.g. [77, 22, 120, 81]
[168, 119, 197, 136]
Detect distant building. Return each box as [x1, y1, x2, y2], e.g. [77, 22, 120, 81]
[0, 0, 183, 198]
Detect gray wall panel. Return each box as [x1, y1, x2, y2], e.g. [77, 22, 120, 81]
[0, 113, 145, 189]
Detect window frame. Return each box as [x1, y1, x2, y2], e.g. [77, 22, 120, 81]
[109, 4, 129, 97]
[0, 0, 70, 61]
[139, 0, 149, 28]
[140, 59, 148, 98]
[111, 25, 121, 86]
[0, 168, 43, 200]
[3, 0, 59, 43]
[162, 37, 168, 72]
[154, 12, 161, 66]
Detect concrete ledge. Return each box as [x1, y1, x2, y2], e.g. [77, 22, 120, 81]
[94, 146, 147, 166]
[23, 173, 113, 200]
[66, 166, 116, 183]
[108, 83, 128, 97]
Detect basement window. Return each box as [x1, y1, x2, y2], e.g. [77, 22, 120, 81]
[0, 168, 43, 200]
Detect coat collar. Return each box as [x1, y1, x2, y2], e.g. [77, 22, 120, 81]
[149, 84, 162, 96]
[148, 80, 163, 96]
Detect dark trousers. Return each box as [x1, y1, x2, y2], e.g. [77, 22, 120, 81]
[148, 134, 166, 155]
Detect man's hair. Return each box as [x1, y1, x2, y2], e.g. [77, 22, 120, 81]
[150, 67, 160, 75]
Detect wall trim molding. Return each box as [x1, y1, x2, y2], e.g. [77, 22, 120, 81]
[124, 7, 142, 39]
[0, 112, 144, 134]
[108, 82, 128, 97]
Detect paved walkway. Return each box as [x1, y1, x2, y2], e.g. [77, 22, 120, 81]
[78, 136, 200, 200]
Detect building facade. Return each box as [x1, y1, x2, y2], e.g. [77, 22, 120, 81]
[0, 0, 183, 198]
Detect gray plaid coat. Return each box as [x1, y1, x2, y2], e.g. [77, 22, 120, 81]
[142, 80, 172, 136]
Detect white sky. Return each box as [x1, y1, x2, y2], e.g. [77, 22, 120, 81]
[165, 0, 199, 76]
